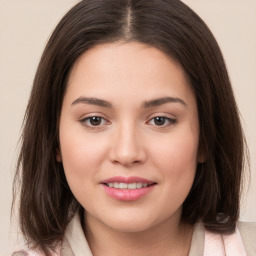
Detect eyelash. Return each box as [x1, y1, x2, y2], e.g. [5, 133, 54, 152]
[79, 115, 177, 129]
[147, 116, 177, 127]
[80, 116, 110, 128]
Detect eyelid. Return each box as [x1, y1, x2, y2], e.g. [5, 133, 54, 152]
[146, 114, 177, 127]
[79, 114, 111, 129]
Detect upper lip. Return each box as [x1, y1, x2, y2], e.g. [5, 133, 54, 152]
[101, 176, 156, 184]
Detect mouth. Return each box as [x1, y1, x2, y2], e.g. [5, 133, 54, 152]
[103, 182, 155, 189]
[100, 176, 157, 201]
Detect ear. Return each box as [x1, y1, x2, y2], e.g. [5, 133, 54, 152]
[56, 148, 62, 162]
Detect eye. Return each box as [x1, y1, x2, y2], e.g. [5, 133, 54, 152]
[148, 116, 176, 127]
[80, 116, 109, 127]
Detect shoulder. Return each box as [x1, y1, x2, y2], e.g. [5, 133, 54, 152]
[12, 252, 29, 256]
[11, 248, 60, 256]
[237, 221, 256, 255]
[11, 250, 45, 256]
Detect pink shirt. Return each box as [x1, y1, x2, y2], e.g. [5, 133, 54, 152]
[13, 214, 253, 256]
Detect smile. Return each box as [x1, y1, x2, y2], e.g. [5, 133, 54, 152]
[101, 176, 157, 201]
[105, 182, 152, 189]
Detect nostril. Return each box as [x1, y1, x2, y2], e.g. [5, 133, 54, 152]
[112, 159, 142, 167]
[109, 135, 147, 166]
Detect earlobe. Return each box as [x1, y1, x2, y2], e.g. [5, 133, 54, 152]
[56, 148, 62, 162]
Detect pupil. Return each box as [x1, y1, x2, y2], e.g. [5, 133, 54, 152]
[154, 117, 165, 126]
[90, 117, 101, 126]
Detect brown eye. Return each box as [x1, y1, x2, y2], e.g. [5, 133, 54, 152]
[148, 116, 176, 127]
[89, 116, 102, 126]
[80, 116, 109, 127]
[153, 116, 166, 126]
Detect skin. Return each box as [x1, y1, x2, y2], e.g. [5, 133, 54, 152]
[58, 42, 202, 256]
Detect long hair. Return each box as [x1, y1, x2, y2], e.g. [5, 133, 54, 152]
[13, 0, 246, 254]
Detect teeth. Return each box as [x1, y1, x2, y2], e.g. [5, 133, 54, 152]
[136, 183, 142, 188]
[106, 182, 151, 189]
[128, 183, 136, 189]
[119, 183, 128, 189]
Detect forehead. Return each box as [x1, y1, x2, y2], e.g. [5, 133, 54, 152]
[65, 42, 195, 106]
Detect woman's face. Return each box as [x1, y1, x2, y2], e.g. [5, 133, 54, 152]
[58, 42, 201, 233]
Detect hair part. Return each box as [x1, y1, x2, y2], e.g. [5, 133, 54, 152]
[13, 0, 247, 255]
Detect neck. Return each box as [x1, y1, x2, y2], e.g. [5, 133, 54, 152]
[83, 211, 193, 256]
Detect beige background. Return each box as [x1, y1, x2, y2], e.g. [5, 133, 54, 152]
[0, 0, 255, 255]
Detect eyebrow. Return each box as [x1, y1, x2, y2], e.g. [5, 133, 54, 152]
[71, 96, 187, 108]
[143, 97, 187, 108]
[72, 97, 112, 108]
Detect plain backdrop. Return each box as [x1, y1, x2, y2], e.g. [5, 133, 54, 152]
[0, 1, 255, 255]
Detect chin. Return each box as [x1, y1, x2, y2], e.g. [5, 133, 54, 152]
[108, 221, 154, 233]
[100, 213, 160, 233]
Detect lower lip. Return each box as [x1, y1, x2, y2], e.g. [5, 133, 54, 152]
[102, 184, 156, 201]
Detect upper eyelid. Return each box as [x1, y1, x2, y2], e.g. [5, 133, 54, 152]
[79, 116, 110, 129]
[78, 113, 177, 121]
[146, 112, 177, 120]
[147, 116, 177, 123]
[80, 116, 109, 123]
[79, 112, 109, 120]
[146, 115, 177, 126]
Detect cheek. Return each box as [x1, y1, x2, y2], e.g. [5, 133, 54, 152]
[152, 131, 198, 169]
[59, 131, 109, 209]
[59, 129, 108, 182]
[151, 129, 199, 192]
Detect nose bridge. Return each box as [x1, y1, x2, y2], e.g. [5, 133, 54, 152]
[110, 120, 146, 166]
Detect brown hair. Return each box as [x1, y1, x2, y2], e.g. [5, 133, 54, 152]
[13, 0, 246, 254]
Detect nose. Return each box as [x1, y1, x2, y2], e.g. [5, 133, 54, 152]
[109, 124, 147, 167]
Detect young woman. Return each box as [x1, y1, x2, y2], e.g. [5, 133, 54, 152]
[12, 0, 256, 255]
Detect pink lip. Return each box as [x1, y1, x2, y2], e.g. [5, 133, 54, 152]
[101, 176, 155, 184]
[101, 176, 157, 201]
